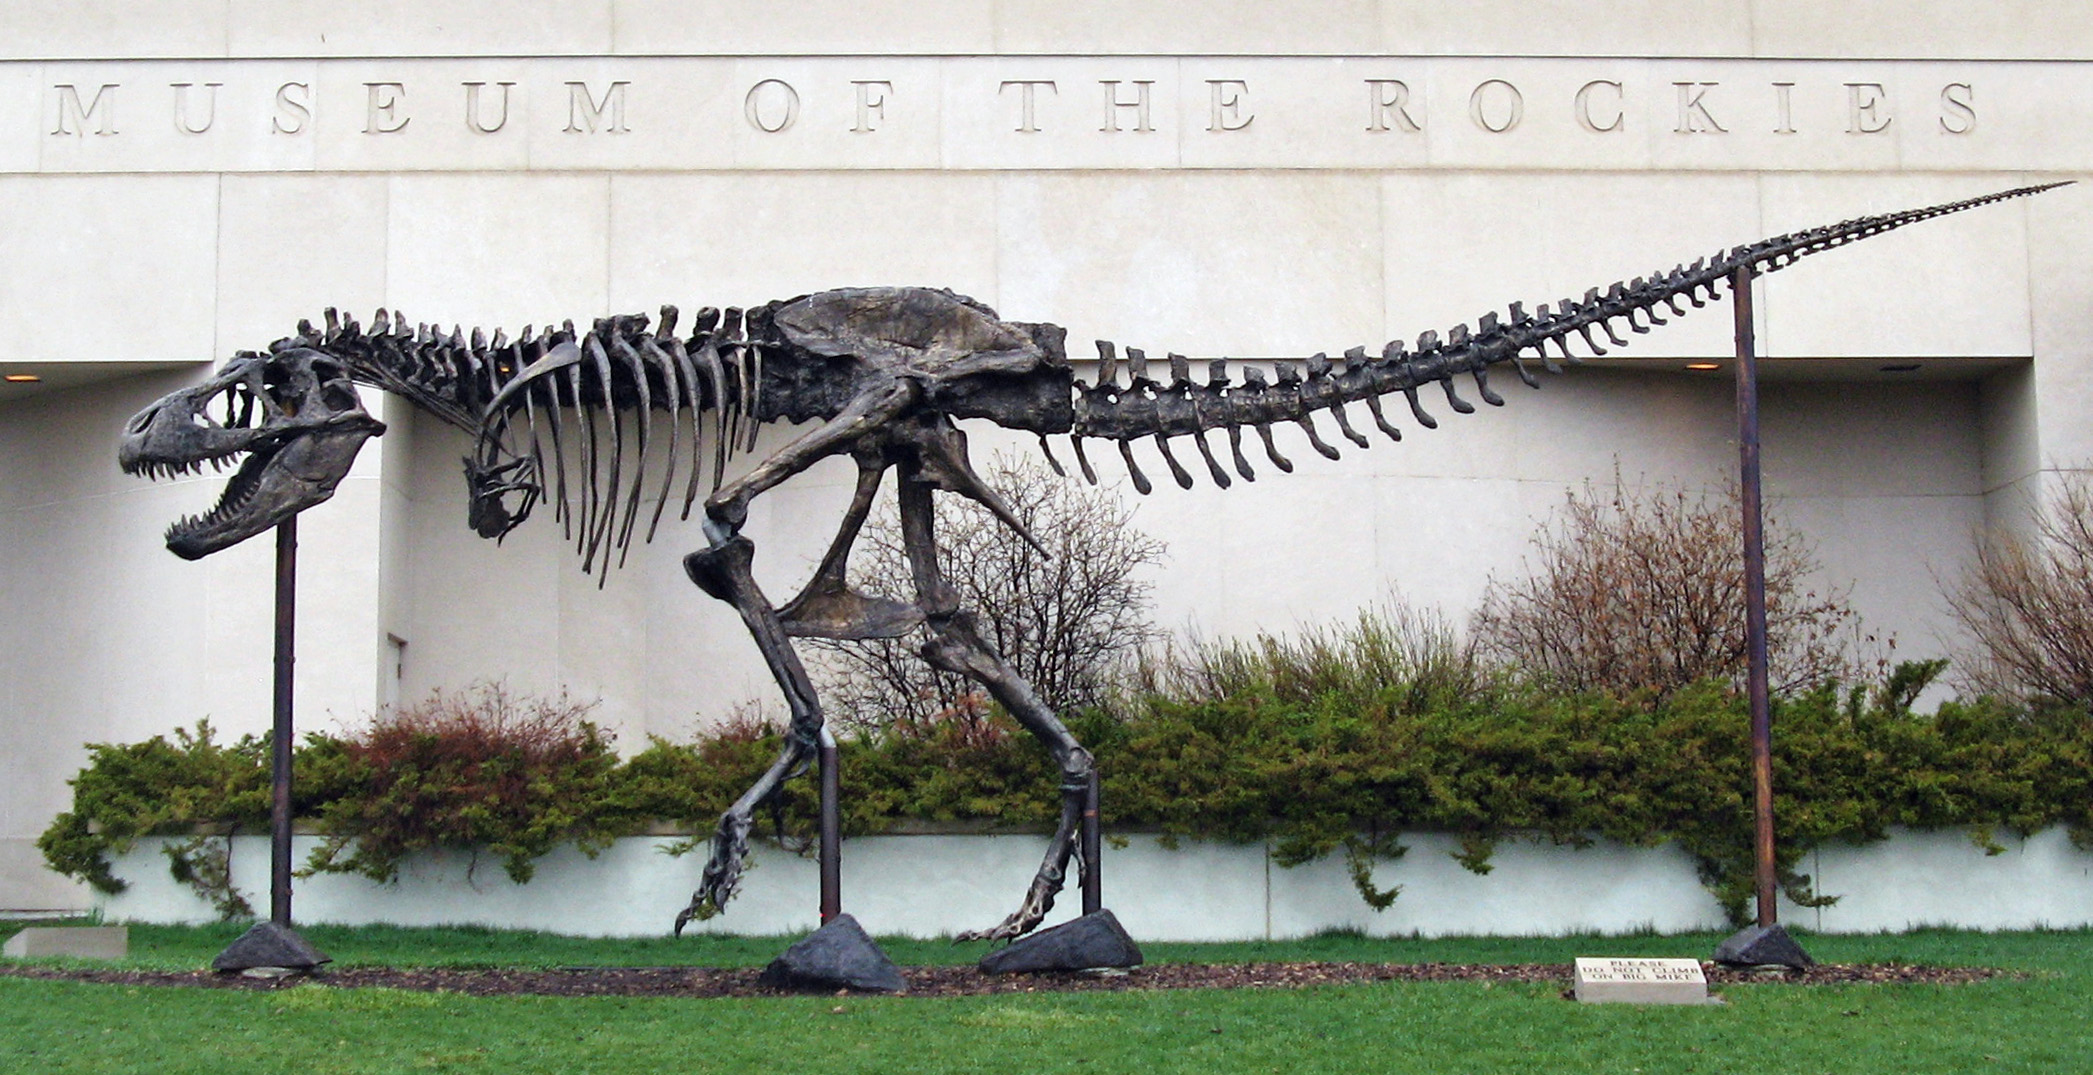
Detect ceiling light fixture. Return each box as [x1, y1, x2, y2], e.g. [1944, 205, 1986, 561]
[3, 374, 40, 383]
[1684, 363, 1721, 371]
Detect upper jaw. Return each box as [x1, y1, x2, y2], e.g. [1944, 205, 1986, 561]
[119, 350, 386, 558]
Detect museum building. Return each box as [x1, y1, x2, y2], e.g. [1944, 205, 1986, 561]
[3, 2, 2090, 917]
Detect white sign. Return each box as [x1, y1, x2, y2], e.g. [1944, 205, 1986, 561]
[1573, 957, 1714, 1005]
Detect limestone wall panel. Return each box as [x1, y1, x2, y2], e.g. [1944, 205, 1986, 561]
[214, 174, 390, 358]
[0, 175, 218, 365]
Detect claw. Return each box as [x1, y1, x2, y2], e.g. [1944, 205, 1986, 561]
[675, 810, 752, 935]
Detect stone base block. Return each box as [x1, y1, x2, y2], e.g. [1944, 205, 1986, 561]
[211, 921, 331, 973]
[3, 926, 128, 960]
[980, 910, 1143, 974]
[759, 914, 906, 993]
[1714, 923, 1814, 970]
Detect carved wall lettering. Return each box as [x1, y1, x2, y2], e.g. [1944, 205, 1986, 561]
[1574, 80, 1622, 133]
[1846, 82, 1892, 133]
[1206, 79, 1252, 132]
[744, 79, 799, 133]
[1940, 82, 1976, 134]
[1000, 79, 1055, 133]
[364, 82, 410, 134]
[1673, 82, 1725, 133]
[1772, 82, 1797, 134]
[272, 82, 310, 135]
[4, 61, 2017, 168]
[1099, 80, 1154, 133]
[851, 80, 892, 133]
[170, 82, 219, 135]
[50, 84, 118, 137]
[463, 82, 514, 134]
[1364, 79, 1421, 132]
[1468, 79, 1522, 133]
[565, 81, 629, 134]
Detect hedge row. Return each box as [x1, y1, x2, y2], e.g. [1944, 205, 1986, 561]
[39, 668, 2093, 925]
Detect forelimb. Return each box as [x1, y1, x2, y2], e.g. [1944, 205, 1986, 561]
[894, 472, 1096, 942]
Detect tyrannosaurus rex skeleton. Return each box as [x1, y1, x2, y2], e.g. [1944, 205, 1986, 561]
[118, 183, 2059, 941]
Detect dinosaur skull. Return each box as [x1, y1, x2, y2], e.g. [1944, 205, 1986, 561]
[119, 347, 385, 560]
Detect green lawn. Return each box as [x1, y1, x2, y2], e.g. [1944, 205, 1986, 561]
[3, 923, 2087, 1074]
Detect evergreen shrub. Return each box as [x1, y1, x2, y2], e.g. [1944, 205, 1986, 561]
[41, 647, 2093, 925]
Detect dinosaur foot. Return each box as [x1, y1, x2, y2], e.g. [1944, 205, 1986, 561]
[955, 881, 1058, 943]
[674, 813, 753, 936]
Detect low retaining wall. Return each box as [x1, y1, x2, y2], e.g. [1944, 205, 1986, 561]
[94, 828, 2093, 940]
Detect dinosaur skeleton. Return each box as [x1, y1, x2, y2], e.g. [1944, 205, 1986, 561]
[118, 184, 2059, 941]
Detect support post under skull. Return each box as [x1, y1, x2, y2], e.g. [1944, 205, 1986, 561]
[117, 183, 2064, 942]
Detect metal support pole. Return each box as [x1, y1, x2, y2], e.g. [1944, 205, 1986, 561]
[270, 517, 297, 927]
[817, 725, 841, 923]
[1732, 265, 1778, 929]
[1080, 769, 1102, 916]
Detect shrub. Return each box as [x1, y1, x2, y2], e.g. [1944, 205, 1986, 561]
[809, 453, 1165, 733]
[33, 720, 272, 916]
[301, 683, 622, 885]
[1946, 469, 2093, 707]
[1473, 477, 1866, 700]
[42, 667, 2093, 925]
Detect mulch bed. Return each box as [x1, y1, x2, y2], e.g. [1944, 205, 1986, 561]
[0, 960, 2003, 998]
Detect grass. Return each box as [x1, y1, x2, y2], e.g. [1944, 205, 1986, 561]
[3, 923, 2089, 1074]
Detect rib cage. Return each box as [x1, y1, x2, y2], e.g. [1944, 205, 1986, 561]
[288, 303, 778, 578]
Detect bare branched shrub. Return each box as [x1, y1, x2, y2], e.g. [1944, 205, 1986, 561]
[1946, 470, 2093, 706]
[811, 454, 1166, 732]
[1473, 478, 1864, 700]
